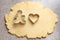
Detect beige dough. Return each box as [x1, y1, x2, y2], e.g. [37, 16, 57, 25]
[5, 1, 58, 38]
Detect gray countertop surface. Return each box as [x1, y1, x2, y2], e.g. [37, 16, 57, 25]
[0, 0, 60, 40]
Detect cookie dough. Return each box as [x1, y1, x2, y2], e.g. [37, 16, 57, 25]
[5, 1, 58, 38]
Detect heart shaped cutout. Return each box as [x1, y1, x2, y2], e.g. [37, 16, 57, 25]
[28, 13, 39, 24]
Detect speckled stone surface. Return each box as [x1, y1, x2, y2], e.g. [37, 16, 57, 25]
[0, 0, 60, 40]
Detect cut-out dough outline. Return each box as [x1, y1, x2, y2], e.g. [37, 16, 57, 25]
[13, 10, 26, 25]
[28, 13, 39, 24]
